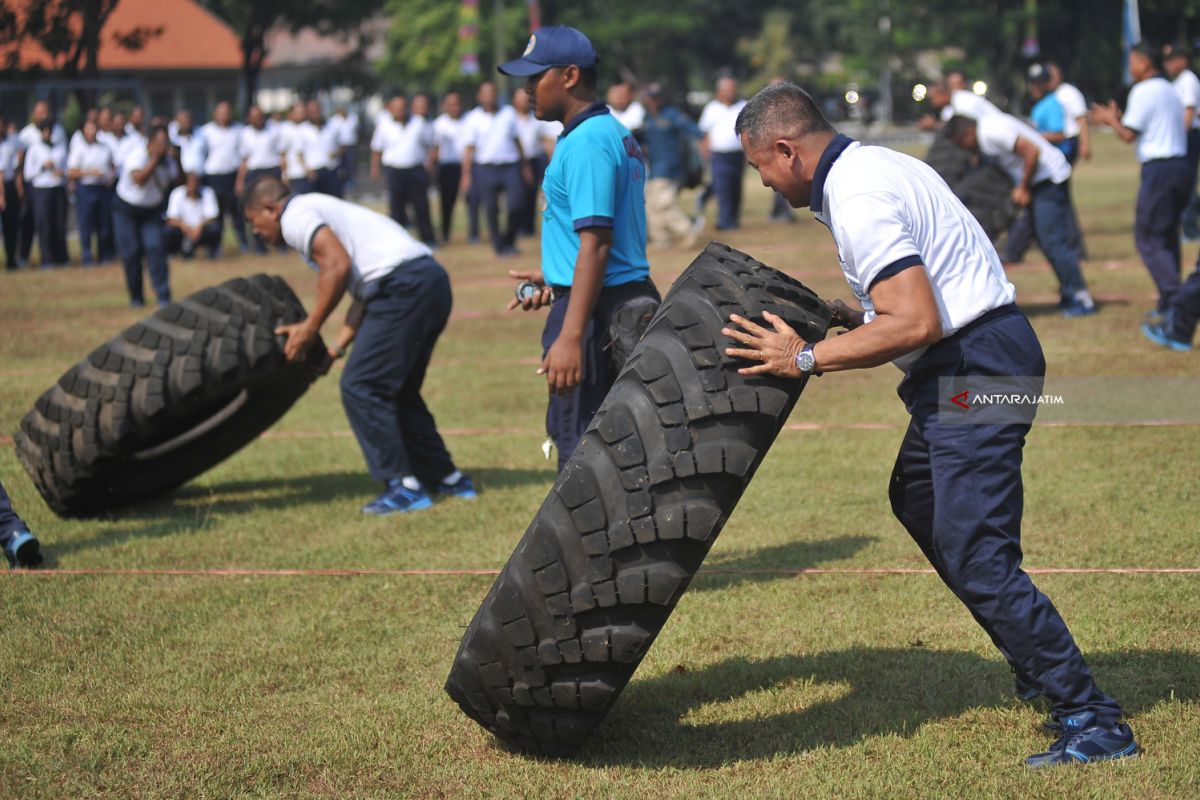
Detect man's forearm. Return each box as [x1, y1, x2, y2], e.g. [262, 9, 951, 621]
[1077, 118, 1091, 151]
[559, 237, 611, 342]
[305, 263, 352, 335]
[811, 315, 941, 372]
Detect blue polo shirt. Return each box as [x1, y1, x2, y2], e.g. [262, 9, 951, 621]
[1030, 94, 1070, 156]
[540, 101, 649, 288]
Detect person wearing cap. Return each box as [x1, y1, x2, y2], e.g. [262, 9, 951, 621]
[499, 25, 661, 471]
[638, 82, 703, 248]
[1091, 43, 1189, 318]
[725, 81, 1137, 768]
[1164, 43, 1200, 239]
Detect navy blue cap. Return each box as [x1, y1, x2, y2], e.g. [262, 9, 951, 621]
[498, 25, 597, 77]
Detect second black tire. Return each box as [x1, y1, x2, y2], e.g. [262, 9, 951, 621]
[14, 274, 328, 517]
[445, 243, 832, 756]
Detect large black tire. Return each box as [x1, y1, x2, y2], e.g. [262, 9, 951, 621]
[14, 274, 328, 517]
[445, 243, 832, 756]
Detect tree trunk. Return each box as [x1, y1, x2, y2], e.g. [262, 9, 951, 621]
[241, 21, 267, 115]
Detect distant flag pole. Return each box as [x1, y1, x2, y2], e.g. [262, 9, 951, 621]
[459, 0, 481, 75]
[1123, 0, 1141, 86]
[528, 0, 541, 32]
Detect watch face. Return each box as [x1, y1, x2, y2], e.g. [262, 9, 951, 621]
[796, 350, 815, 373]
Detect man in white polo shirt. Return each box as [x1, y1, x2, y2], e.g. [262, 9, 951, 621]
[17, 101, 67, 266]
[724, 82, 1137, 767]
[66, 118, 116, 265]
[699, 77, 747, 230]
[370, 94, 437, 245]
[200, 102, 247, 255]
[1091, 43, 1189, 317]
[164, 172, 221, 258]
[1046, 63, 1091, 164]
[0, 112, 22, 269]
[23, 119, 69, 267]
[114, 124, 177, 307]
[1164, 43, 1200, 238]
[460, 81, 531, 256]
[947, 112, 1096, 316]
[236, 105, 285, 254]
[241, 174, 475, 514]
[431, 91, 466, 243]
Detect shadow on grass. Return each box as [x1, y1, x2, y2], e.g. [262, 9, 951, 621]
[586, 646, 1196, 767]
[1019, 298, 1132, 318]
[692, 534, 877, 592]
[45, 466, 553, 558]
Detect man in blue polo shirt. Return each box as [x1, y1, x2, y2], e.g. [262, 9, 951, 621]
[500, 26, 661, 471]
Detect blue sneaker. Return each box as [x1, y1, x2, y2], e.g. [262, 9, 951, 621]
[4, 531, 42, 569]
[1025, 711, 1139, 767]
[1141, 321, 1192, 352]
[436, 473, 478, 500]
[1061, 300, 1098, 318]
[361, 480, 433, 516]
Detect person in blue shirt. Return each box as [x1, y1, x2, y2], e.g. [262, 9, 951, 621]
[500, 25, 661, 471]
[638, 83, 704, 248]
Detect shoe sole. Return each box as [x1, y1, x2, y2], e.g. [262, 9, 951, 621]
[1026, 741, 1140, 768]
[1141, 323, 1192, 352]
[361, 497, 434, 515]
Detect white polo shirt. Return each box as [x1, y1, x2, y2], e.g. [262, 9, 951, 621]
[1054, 82, 1088, 138]
[1173, 69, 1200, 129]
[610, 101, 645, 132]
[23, 140, 67, 188]
[939, 90, 1003, 122]
[200, 122, 243, 175]
[304, 121, 339, 171]
[171, 130, 207, 175]
[280, 193, 433, 299]
[280, 122, 308, 179]
[239, 125, 284, 171]
[334, 113, 359, 147]
[370, 114, 431, 168]
[116, 147, 176, 208]
[109, 131, 146, 170]
[432, 114, 464, 164]
[19, 122, 66, 150]
[1123, 76, 1188, 162]
[514, 112, 561, 159]
[811, 136, 1016, 371]
[0, 132, 22, 182]
[67, 138, 115, 185]
[166, 185, 219, 227]
[460, 106, 521, 164]
[976, 112, 1071, 186]
[699, 99, 747, 153]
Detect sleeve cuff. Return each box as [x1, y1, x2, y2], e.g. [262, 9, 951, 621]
[867, 254, 923, 291]
[305, 223, 329, 258]
[573, 215, 614, 231]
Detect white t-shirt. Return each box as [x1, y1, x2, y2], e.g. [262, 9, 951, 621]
[166, 185, 219, 228]
[200, 122, 243, 175]
[940, 90, 1003, 122]
[239, 125, 284, 171]
[333, 113, 360, 147]
[107, 132, 146, 170]
[610, 101, 645, 131]
[699, 99, 747, 153]
[514, 112, 560, 159]
[1173, 69, 1200, 129]
[432, 114, 464, 164]
[23, 140, 67, 188]
[460, 106, 521, 164]
[116, 147, 177, 207]
[305, 121, 340, 171]
[19, 122, 66, 150]
[280, 121, 308, 179]
[0, 132, 22, 181]
[171, 131, 207, 175]
[67, 138, 115, 185]
[280, 193, 433, 299]
[813, 138, 1016, 371]
[1054, 82, 1088, 138]
[976, 113, 1071, 186]
[1123, 76, 1188, 162]
[370, 114, 432, 168]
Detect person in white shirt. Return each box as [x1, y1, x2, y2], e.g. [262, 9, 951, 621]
[460, 81, 533, 255]
[0, 114, 24, 269]
[606, 83, 645, 131]
[114, 125, 177, 308]
[127, 105, 145, 139]
[68, 108, 98, 153]
[512, 87, 561, 236]
[67, 119, 116, 265]
[17, 101, 67, 265]
[199, 102, 247, 254]
[303, 100, 344, 197]
[699, 77, 748, 230]
[280, 103, 310, 191]
[241, 175, 475, 514]
[164, 172, 221, 258]
[725, 82, 1137, 768]
[1091, 43, 1190, 316]
[23, 120, 69, 267]
[331, 107, 360, 191]
[1163, 43, 1200, 239]
[431, 91, 466, 242]
[947, 113, 1095, 315]
[169, 110, 207, 177]
[1043, 63, 1092, 164]
[370, 94, 436, 244]
[236, 105, 285, 253]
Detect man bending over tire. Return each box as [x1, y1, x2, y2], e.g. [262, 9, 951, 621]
[498, 26, 661, 471]
[723, 82, 1138, 768]
[242, 175, 475, 514]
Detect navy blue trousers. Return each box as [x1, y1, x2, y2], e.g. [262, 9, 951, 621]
[1164, 255, 1200, 343]
[475, 162, 524, 253]
[385, 166, 436, 245]
[1183, 129, 1200, 236]
[543, 279, 661, 472]
[0, 480, 30, 551]
[340, 256, 457, 486]
[1003, 182, 1085, 265]
[467, 164, 481, 240]
[113, 198, 170, 305]
[891, 305, 1122, 725]
[3, 180, 21, 268]
[1135, 158, 1190, 310]
[164, 222, 222, 257]
[31, 186, 69, 266]
[75, 183, 113, 265]
[205, 171, 248, 251]
[519, 154, 549, 236]
[1030, 181, 1088, 299]
[291, 168, 342, 199]
[710, 151, 745, 230]
[437, 163, 461, 242]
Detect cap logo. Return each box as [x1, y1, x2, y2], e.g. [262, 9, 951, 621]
[524, 35, 536, 56]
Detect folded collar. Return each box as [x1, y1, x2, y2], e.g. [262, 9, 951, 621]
[809, 133, 857, 214]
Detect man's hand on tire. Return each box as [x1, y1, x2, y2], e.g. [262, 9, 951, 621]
[275, 322, 318, 364]
[723, 312, 807, 378]
[539, 335, 584, 395]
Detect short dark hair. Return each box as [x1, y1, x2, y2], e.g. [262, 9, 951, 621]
[944, 115, 977, 141]
[241, 174, 290, 212]
[734, 81, 834, 149]
[1133, 41, 1164, 72]
[1164, 42, 1193, 62]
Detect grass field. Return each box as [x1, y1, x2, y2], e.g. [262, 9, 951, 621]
[2, 134, 1199, 798]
